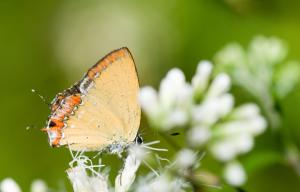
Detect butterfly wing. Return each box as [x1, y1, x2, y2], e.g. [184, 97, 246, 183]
[59, 48, 141, 151]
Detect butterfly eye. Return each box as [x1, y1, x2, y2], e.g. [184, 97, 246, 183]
[135, 135, 143, 144]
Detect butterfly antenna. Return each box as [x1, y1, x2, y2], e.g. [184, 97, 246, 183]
[31, 89, 51, 106]
[25, 124, 39, 131]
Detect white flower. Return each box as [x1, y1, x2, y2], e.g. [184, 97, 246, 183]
[214, 117, 266, 137]
[0, 178, 21, 192]
[159, 69, 192, 110]
[246, 116, 267, 135]
[249, 36, 287, 66]
[175, 149, 197, 169]
[214, 43, 246, 68]
[210, 140, 237, 161]
[30, 180, 48, 192]
[0, 178, 49, 192]
[67, 166, 109, 192]
[230, 104, 260, 119]
[137, 175, 170, 192]
[206, 73, 231, 98]
[187, 126, 211, 147]
[129, 144, 148, 161]
[139, 59, 267, 187]
[230, 104, 267, 135]
[206, 101, 267, 162]
[224, 161, 246, 186]
[214, 36, 298, 129]
[274, 61, 300, 99]
[216, 94, 234, 117]
[192, 94, 234, 125]
[135, 174, 184, 192]
[115, 145, 143, 192]
[67, 152, 109, 192]
[210, 134, 254, 161]
[233, 134, 254, 153]
[139, 68, 192, 130]
[163, 109, 188, 128]
[139, 86, 160, 117]
[192, 60, 213, 96]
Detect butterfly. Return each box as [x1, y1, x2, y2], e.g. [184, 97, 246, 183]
[43, 48, 141, 153]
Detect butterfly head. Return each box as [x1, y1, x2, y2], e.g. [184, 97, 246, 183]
[134, 134, 143, 145]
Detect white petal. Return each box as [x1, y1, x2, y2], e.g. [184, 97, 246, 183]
[192, 100, 219, 125]
[67, 166, 109, 192]
[136, 184, 151, 192]
[274, 61, 300, 99]
[233, 134, 254, 154]
[210, 140, 237, 161]
[214, 121, 242, 137]
[136, 173, 185, 192]
[215, 116, 266, 137]
[231, 104, 260, 119]
[196, 60, 213, 75]
[89, 176, 109, 192]
[247, 116, 267, 135]
[224, 161, 246, 186]
[129, 144, 148, 161]
[187, 126, 211, 147]
[163, 109, 188, 129]
[0, 178, 21, 192]
[149, 175, 170, 192]
[214, 43, 245, 68]
[217, 94, 234, 117]
[175, 149, 197, 169]
[193, 94, 233, 125]
[115, 152, 141, 192]
[177, 84, 193, 105]
[67, 166, 92, 192]
[139, 87, 160, 116]
[192, 61, 213, 93]
[159, 68, 186, 109]
[31, 180, 47, 192]
[164, 68, 186, 84]
[249, 36, 287, 65]
[206, 73, 231, 98]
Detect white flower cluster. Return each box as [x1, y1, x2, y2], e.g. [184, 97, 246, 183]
[135, 173, 185, 192]
[0, 178, 48, 192]
[214, 36, 300, 128]
[67, 165, 109, 192]
[130, 147, 203, 192]
[209, 103, 266, 162]
[66, 150, 109, 192]
[139, 68, 192, 130]
[139, 61, 267, 186]
[66, 141, 160, 192]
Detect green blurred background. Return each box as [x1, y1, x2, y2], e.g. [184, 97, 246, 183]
[1, 0, 300, 191]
